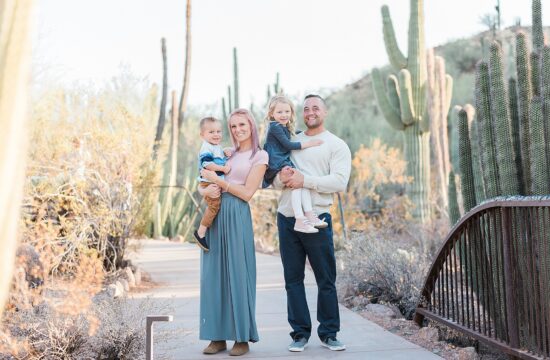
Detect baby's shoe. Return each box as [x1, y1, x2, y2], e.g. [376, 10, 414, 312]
[305, 211, 328, 229]
[294, 217, 319, 233]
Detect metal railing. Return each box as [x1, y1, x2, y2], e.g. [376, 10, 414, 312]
[415, 197, 550, 359]
[146, 315, 173, 360]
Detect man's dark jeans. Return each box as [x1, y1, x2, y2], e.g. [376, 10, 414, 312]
[277, 212, 340, 341]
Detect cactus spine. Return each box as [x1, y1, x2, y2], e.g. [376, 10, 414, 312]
[372, 0, 431, 221]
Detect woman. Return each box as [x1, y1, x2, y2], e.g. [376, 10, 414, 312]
[198, 108, 268, 356]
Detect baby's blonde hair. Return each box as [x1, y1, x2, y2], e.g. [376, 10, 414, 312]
[264, 95, 297, 135]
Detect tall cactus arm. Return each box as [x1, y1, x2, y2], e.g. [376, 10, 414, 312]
[407, 0, 427, 122]
[233, 47, 239, 108]
[529, 97, 550, 195]
[372, 68, 404, 130]
[381, 5, 407, 69]
[448, 170, 461, 224]
[541, 47, 550, 170]
[516, 32, 533, 194]
[532, 0, 545, 53]
[387, 75, 402, 117]
[475, 61, 501, 198]
[0, 0, 33, 320]
[399, 69, 416, 125]
[458, 108, 477, 212]
[531, 52, 541, 97]
[444, 74, 454, 115]
[489, 42, 521, 196]
[543, 47, 550, 97]
[468, 106, 486, 203]
[508, 77, 525, 194]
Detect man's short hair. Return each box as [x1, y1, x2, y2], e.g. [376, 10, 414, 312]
[304, 94, 327, 106]
[199, 116, 221, 131]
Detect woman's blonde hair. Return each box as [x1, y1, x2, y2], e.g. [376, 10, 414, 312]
[263, 95, 297, 135]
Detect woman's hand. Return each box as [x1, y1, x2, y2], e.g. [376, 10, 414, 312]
[200, 169, 218, 183]
[223, 147, 234, 158]
[200, 183, 221, 198]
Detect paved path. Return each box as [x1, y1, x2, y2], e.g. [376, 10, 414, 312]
[130, 239, 441, 359]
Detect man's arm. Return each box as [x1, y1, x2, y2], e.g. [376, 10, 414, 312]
[286, 142, 351, 193]
[271, 167, 294, 190]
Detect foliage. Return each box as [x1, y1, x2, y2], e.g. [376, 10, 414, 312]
[331, 139, 409, 239]
[25, 75, 158, 272]
[337, 204, 447, 319]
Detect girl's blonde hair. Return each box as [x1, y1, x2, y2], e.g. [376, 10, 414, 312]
[264, 95, 297, 135]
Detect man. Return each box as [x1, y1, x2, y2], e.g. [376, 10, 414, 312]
[274, 94, 351, 352]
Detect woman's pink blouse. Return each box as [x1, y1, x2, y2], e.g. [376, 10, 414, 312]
[224, 149, 268, 186]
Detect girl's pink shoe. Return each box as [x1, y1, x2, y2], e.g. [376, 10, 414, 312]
[294, 217, 319, 233]
[305, 212, 328, 229]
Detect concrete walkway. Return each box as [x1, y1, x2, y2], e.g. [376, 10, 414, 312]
[130, 239, 441, 359]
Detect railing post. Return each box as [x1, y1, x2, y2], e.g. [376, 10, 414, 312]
[146, 315, 173, 360]
[337, 193, 348, 243]
[501, 208, 519, 349]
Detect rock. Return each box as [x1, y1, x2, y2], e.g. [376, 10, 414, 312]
[114, 281, 125, 298]
[336, 282, 355, 300]
[457, 347, 478, 360]
[350, 295, 369, 309]
[106, 284, 116, 297]
[16, 244, 44, 288]
[388, 304, 404, 318]
[365, 303, 396, 318]
[122, 267, 136, 287]
[119, 279, 130, 292]
[417, 327, 439, 342]
[134, 268, 142, 286]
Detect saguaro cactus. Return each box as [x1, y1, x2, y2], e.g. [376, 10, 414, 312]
[176, 0, 192, 187]
[233, 47, 239, 109]
[152, 38, 168, 161]
[427, 48, 453, 212]
[0, 0, 34, 319]
[372, 0, 431, 221]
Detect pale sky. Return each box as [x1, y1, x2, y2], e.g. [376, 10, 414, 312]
[33, 0, 549, 108]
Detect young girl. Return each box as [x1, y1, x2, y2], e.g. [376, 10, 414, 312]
[263, 95, 327, 233]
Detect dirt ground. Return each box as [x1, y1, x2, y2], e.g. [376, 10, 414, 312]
[355, 307, 508, 360]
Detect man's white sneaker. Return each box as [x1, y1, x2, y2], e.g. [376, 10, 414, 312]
[294, 217, 319, 233]
[321, 337, 346, 351]
[288, 337, 308, 352]
[305, 212, 328, 228]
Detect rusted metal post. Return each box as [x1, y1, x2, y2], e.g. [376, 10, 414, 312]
[337, 193, 348, 243]
[501, 208, 519, 349]
[146, 315, 173, 360]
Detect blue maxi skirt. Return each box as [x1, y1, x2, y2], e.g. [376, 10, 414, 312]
[199, 192, 259, 342]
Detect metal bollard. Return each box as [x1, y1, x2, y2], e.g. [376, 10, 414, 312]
[146, 315, 173, 360]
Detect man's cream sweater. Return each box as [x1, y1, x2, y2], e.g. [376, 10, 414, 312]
[273, 129, 352, 217]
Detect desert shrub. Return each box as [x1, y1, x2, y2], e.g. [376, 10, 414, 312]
[249, 189, 280, 252]
[337, 201, 448, 319]
[90, 297, 174, 360]
[1, 294, 174, 360]
[331, 139, 410, 246]
[24, 74, 159, 272]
